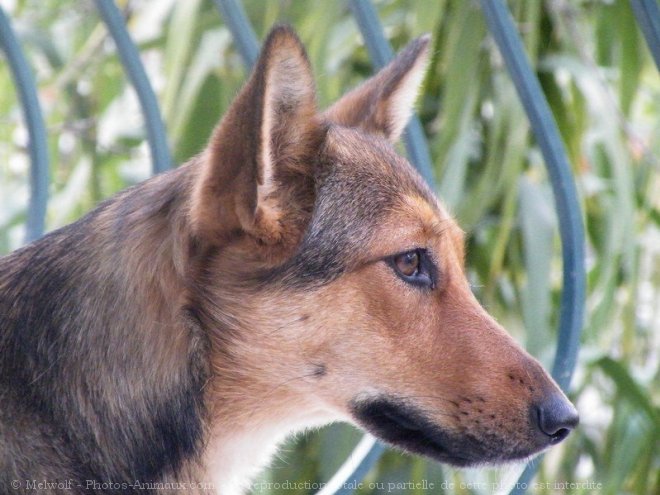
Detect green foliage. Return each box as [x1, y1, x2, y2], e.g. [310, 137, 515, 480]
[0, 0, 658, 493]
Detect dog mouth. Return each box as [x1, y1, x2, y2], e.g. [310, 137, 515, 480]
[350, 397, 542, 466]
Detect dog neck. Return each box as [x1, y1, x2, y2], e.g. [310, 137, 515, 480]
[202, 392, 338, 494]
[107, 165, 340, 492]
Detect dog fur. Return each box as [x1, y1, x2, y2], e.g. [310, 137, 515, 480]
[0, 26, 577, 494]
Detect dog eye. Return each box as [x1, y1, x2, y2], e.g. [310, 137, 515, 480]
[388, 249, 436, 289]
[395, 251, 419, 277]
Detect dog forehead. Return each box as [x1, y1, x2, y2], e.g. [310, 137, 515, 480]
[320, 126, 428, 199]
[399, 193, 454, 231]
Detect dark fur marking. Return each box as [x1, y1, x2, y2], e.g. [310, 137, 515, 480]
[351, 397, 476, 466]
[351, 397, 544, 465]
[312, 363, 326, 378]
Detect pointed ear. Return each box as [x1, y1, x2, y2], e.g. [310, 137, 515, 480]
[324, 35, 430, 142]
[191, 26, 321, 245]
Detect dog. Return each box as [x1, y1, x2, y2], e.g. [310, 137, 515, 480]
[0, 25, 578, 494]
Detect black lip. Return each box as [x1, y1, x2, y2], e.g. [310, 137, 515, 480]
[350, 397, 544, 466]
[351, 397, 477, 465]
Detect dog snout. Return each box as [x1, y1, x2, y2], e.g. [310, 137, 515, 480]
[532, 392, 579, 444]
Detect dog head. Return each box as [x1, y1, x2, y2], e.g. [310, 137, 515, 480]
[188, 26, 578, 466]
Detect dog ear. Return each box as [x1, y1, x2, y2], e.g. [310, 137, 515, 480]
[324, 35, 430, 142]
[191, 26, 320, 245]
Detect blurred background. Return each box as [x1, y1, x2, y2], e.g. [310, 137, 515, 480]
[0, 0, 658, 494]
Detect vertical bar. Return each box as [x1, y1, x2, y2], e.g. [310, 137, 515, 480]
[630, 0, 660, 72]
[213, 0, 260, 67]
[94, 0, 171, 174]
[0, 6, 49, 242]
[479, 1, 586, 493]
[349, 0, 435, 186]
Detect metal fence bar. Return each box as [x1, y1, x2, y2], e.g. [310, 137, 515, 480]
[316, 435, 385, 495]
[630, 0, 660, 72]
[349, 0, 435, 186]
[479, 1, 586, 493]
[94, 0, 171, 174]
[0, 6, 49, 242]
[213, 0, 259, 67]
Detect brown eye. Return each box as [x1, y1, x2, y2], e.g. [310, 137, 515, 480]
[394, 251, 419, 277]
[387, 249, 436, 289]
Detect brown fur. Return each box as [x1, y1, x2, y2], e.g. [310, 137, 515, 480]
[0, 26, 577, 494]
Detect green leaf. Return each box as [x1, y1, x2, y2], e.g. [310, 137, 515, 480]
[593, 356, 660, 428]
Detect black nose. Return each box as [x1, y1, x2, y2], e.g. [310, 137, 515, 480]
[533, 393, 579, 444]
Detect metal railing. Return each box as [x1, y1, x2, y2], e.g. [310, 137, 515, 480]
[94, 0, 172, 174]
[0, 7, 48, 242]
[6, 0, 647, 492]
